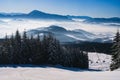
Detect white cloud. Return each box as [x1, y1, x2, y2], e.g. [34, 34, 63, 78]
[0, 18, 117, 38]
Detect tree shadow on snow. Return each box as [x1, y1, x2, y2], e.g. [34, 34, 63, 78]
[0, 64, 102, 72]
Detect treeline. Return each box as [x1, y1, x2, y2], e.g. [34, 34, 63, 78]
[0, 30, 88, 69]
[63, 42, 112, 55]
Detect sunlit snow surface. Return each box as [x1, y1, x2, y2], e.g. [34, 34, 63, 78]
[0, 18, 117, 39]
[0, 67, 120, 80]
[89, 52, 111, 71]
[0, 53, 119, 80]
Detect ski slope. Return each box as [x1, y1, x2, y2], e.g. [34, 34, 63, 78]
[89, 52, 111, 71]
[0, 52, 119, 80]
[0, 66, 119, 80]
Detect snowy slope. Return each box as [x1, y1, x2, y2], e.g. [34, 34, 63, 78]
[89, 52, 111, 71]
[0, 65, 120, 80]
[0, 52, 119, 80]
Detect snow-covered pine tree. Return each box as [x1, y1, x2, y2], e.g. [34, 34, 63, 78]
[41, 34, 50, 63]
[48, 34, 59, 64]
[9, 34, 14, 64]
[13, 30, 22, 64]
[32, 34, 43, 64]
[0, 35, 10, 64]
[110, 30, 120, 71]
[21, 30, 30, 64]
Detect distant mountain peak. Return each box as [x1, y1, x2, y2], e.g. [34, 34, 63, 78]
[25, 10, 70, 20]
[31, 10, 41, 12]
[47, 25, 67, 32]
[28, 10, 46, 15]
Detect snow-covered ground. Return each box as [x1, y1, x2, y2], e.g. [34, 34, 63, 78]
[0, 66, 120, 80]
[89, 52, 111, 71]
[0, 52, 119, 80]
[0, 67, 120, 80]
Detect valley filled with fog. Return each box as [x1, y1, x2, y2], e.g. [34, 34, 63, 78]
[0, 18, 119, 42]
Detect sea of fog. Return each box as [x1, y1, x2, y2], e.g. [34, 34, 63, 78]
[0, 18, 118, 38]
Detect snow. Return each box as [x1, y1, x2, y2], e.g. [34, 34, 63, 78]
[0, 52, 119, 80]
[115, 68, 120, 71]
[0, 66, 120, 80]
[89, 52, 111, 71]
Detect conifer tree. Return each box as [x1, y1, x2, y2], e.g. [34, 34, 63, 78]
[13, 30, 22, 64]
[32, 34, 42, 64]
[110, 30, 120, 70]
[21, 30, 29, 63]
[48, 35, 61, 65]
[1, 34, 10, 64]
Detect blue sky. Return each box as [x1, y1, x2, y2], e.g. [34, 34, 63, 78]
[0, 0, 120, 17]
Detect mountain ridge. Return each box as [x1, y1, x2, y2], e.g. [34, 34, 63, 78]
[0, 10, 71, 21]
[27, 25, 112, 43]
[0, 10, 120, 23]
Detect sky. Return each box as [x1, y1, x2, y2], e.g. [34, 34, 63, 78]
[0, 0, 120, 18]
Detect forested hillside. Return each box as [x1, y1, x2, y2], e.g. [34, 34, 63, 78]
[0, 30, 88, 69]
